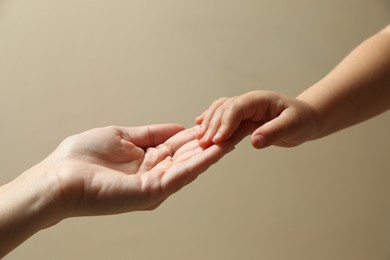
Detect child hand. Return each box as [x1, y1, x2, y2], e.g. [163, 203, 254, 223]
[196, 90, 320, 149]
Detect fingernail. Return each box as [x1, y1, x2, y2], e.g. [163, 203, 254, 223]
[199, 138, 211, 149]
[200, 125, 208, 135]
[212, 131, 221, 142]
[253, 134, 266, 148]
[194, 126, 203, 138]
[202, 134, 210, 143]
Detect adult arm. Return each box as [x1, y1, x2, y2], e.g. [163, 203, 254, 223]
[0, 124, 239, 258]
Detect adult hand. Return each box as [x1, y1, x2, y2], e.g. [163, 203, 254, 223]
[0, 124, 237, 257]
[49, 124, 236, 219]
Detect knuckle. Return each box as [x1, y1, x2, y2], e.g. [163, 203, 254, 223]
[216, 97, 229, 103]
[210, 97, 229, 108]
[222, 98, 240, 114]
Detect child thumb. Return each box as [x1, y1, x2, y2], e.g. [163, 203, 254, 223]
[250, 115, 290, 149]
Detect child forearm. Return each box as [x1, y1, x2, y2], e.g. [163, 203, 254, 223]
[297, 24, 390, 139]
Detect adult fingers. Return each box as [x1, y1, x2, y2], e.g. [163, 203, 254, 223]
[120, 124, 185, 148]
[161, 141, 235, 194]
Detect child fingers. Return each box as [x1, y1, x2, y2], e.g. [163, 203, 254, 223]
[195, 114, 204, 125]
[211, 104, 243, 143]
[199, 106, 225, 148]
[197, 97, 229, 138]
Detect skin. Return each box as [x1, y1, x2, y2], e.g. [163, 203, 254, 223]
[196, 24, 390, 149]
[0, 124, 253, 258]
[2, 23, 389, 259]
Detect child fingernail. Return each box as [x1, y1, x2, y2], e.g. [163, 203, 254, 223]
[212, 132, 221, 142]
[196, 125, 204, 136]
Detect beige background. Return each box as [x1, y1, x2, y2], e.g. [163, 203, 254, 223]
[1, 1, 390, 259]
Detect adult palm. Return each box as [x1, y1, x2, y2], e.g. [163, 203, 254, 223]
[49, 124, 234, 219]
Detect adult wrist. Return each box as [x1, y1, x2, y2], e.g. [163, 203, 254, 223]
[0, 159, 64, 252]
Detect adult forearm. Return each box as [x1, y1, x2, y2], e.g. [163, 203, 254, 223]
[0, 161, 60, 258]
[297, 25, 390, 139]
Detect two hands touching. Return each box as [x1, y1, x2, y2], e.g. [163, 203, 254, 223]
[1, 93, 310, 256]
[0, 123, 254, 257]
[1, 24, 389, 257]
